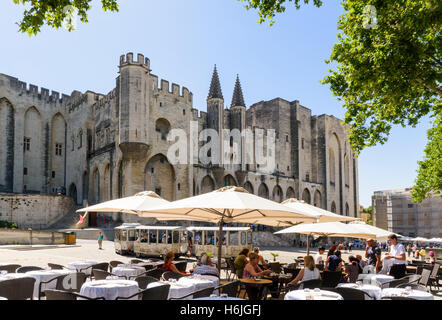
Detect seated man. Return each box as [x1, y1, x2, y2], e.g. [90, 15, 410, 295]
[193, 253, 219, 277]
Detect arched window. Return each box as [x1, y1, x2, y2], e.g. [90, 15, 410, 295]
[155, 118, 171, 140]
[329, 148, 335, 185]
[302, 188, 311, 204]
[331, 201, 337, 213]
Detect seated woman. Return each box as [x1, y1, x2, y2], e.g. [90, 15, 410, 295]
[162, 251, 190, 276]
[344, 256, 362, 283]
[253, 247, 268, 267]
[325, 251, 343, 272]
[234, 248, 250, 278]
[429, 251, 436, 264]
[193, 253, 219, 277]
[288, 255, 321, 287]
[242, 252, 272, 300]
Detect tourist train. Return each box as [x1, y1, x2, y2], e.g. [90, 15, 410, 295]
[114, 223, 253, 258]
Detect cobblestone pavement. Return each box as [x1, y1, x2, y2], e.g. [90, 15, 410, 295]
[0, 240, 440, 300]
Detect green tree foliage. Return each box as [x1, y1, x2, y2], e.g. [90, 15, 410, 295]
[13, 0, 119, 35]
[411, 113, 442, 202]
[243, 0, 441, 202]
[362, 206, 372, 214]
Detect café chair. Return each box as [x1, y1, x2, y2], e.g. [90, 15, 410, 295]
[134, 276, 159, 289]
[215, 280, 240, 297]
[161, 271, 185, 281]
[116, 284, 170, 300]
[92, 269, 126, 280]
[48, 263, 65, 270]
[0, 277, 36, 300]
[0, 264, 21, 273]
[16, 266, 44, 273]
[44, 289, 105, 300]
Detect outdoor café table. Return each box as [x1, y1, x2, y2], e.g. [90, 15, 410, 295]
[284, 289, 343, 300]
[112, 266, 146, 279]
[381, 288, 434, 300]
[147, 280, 195, 300]
[0, 273, 30, 281]
[337, 283, 381, 300]
[357, 274, 394, 287]
[66, 260, 98, 275]
[26, 269, 74, 299]
[79, 280, 139, 300]
[178, 276, 216, 293]
[0, 297, 7, 300]
[239, 278, 273, 300]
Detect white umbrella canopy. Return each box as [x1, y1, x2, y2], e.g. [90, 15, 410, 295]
[429, 238, 442, 243]
[140, 186, 318, 224]
[274, 221, 377, 255]
[348, 221, 398, 241]
[76, 191, 169, 214]
[274, 222, 377, 239]
[411, 237, 430, 242]
[141, 186, 319, 271]
[281, 198, 357, 223]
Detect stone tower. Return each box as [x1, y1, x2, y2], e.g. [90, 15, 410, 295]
[118, 53, 151, 196]
[230, 75, 246, 173]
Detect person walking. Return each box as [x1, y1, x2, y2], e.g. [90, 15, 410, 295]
[98, 232, 103, 250]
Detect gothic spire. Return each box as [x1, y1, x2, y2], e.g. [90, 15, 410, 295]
[208, 65, 223, 99]
[231, 74, 245, 107]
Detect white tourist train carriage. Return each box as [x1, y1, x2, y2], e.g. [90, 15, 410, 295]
[114, 224, 253, 258]
[114, 223, 141, 255]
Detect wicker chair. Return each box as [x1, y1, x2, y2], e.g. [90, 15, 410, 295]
[16, 266, 44, 273]
[418, 268, 431, 289]
[143, 268, 164, 280]
[109, 260, 124, 272]
[323, 287, 373, 300]
[38, 272, 87, 299]
[0, 264, 21, 273]
[285, 279, 322, 292]
[92, 269, 126, 280]
[48, 263, 65, 270]
[174, 261, 187, 273]
[321, 271, 343, 288]
[134, 276, 159, 289]
[80, 262, 109, 278]
[161, 271, 185, 281]
[148, 258, 161, 262]
[44, 289, 105, 300]
[216, 280, 240, 297]
[429, 263, 440, 291]
[0, 277, 36, 300]
[116, 284, 170, 300]
[131, 259, 144, 264]
[170, 286, 215, 300]
[226, 258, 237, 281]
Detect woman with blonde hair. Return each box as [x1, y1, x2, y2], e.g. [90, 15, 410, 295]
[288, 255, 321, 286]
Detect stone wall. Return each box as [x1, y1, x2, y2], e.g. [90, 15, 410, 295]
[0, 228, 66, 245]
[0, 194, 75, 229]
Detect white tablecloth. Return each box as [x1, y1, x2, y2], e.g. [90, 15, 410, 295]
[285, 289, 343, 300]
[337, 283, 382, 300]
[147, 280, 195, 300]
[381, 288, 433, 300]
[0, 273, 31, 282]
[0, 296, 7, 300]
[66, 261, 98, 275]
[26, 269, 74, 299]
[112, 266, 146, 279]
[357, 274, 394, 287]
[80, 280, 140, 300]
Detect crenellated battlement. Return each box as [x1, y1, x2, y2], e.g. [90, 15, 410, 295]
[150, 73, 193, 105]
[1, 73, 69, 105]
[92, 89, 117, 112]
[119, 52, 151, 70]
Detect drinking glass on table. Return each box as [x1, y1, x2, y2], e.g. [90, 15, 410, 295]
[1, 271, 7, 275]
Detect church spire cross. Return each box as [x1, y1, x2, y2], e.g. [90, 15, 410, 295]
[208, 65, 223, 99]
[231, 74, 245, 107]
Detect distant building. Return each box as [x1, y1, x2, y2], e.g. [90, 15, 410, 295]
[372, 188, 442, 238]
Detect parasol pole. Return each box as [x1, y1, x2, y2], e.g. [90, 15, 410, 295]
[307, 233, 311, 255]
[218, 217, 224, 275]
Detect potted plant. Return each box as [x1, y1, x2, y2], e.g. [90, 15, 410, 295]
[270, 252, 279, 262]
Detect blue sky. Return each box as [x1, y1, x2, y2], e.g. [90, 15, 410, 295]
[0, 0, 431, 207]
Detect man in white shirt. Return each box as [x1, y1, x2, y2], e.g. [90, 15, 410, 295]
[384, 234, 407, 279]
[315, 247, 325, 266]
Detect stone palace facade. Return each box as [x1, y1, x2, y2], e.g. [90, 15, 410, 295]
[0, 53, 359, 217]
